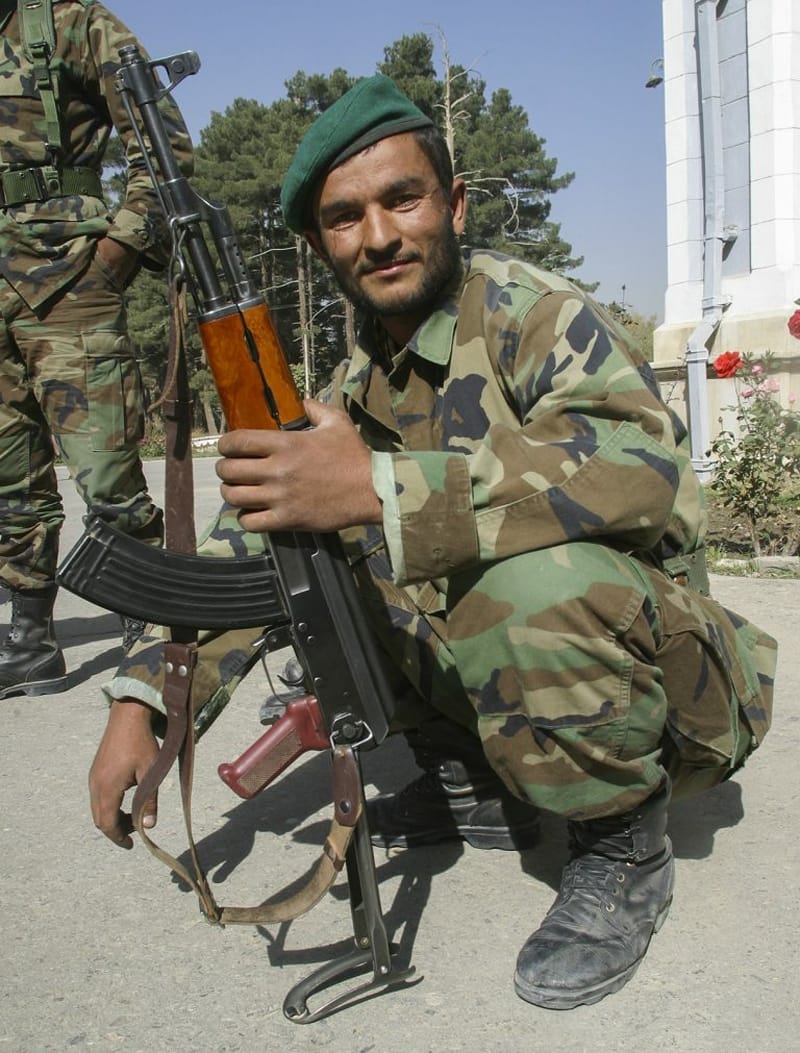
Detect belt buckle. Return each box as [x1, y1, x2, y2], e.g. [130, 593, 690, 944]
[30, 166, 48, 200]
[34, 166, 61, 200]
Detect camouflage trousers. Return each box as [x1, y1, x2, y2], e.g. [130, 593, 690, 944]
[106, 508, 776, 820]
[0, 257, 162, 590]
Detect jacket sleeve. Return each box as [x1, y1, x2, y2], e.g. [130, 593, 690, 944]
[102, 504, 269, 718]
[84, 3, 194, 270]
[373, 290, 692, 585]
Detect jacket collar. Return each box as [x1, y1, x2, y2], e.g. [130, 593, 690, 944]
[340, 254, 467, 397]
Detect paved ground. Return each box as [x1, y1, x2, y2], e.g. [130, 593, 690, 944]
[2, 456, 798, 1052]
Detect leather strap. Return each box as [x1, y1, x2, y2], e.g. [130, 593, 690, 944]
[216, 747, 362, 925]
[158, 281, 196, 555]
[131, 640, 220, 918]
[130, 272, 360, 926]
[133, 684, 361, 926]
[130, 274, 210, 908]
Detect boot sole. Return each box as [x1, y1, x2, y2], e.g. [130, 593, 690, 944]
[0, 674, 70, 699]
[513, 894, 673, 1010]
[371, 818, 541, 852]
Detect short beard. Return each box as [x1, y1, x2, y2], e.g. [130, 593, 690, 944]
[326, 220, 464, 321]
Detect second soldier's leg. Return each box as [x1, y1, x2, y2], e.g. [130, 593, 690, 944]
[20, 256, 163, 654]
[0, 281, 68, 697]
[24, 255, 163, 553]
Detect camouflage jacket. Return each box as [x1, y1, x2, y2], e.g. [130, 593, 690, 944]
[333, 250, 706, 587]
[0, 0, 193, 308]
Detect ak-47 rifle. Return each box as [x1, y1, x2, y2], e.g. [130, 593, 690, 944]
[57, 46, 416, 1022]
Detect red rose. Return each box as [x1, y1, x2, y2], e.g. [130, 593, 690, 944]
[788, 309, 800, 340]
[712, 351, 744, 378]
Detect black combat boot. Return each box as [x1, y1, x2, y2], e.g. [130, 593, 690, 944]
[514, 779, 674, 1009]
[0, 583, 69, 699]
[367, 717, 541, 852]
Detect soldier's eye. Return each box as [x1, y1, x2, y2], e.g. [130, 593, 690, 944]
[391, 194, 420, 210]
[328, 211, 359, 230]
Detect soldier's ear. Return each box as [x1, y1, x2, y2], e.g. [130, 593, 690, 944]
[450, 178, 467, 235]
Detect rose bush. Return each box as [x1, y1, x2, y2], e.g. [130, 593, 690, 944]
[711, 350, 744, 378]
[709, 334, 800, 557]
[788, 308, 800, 341]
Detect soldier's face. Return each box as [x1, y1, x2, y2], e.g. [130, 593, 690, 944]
[309, 133, 467, 343]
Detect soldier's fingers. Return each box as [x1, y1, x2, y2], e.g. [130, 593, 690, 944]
[217, 429, 285, 459]
[218, 481, 276, 510]
[216, 458, 276, 486]
[140, 791, 158, 830]
[95, 806, 135, 850]
[89, 770, 129, 848]
[236, 508, 281, 534]
[113, 812, 135, 849]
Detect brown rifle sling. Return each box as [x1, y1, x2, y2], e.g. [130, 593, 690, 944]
[149, 281, 197, 555]
[130, 279, 360, 925]
[132, 649, 361, 925]
[130, 275, 210, 906]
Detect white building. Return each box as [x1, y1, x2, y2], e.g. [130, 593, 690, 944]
[653, 0, 800, 477]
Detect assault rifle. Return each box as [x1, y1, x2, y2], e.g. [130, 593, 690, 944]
[57, 46, 416, 1022]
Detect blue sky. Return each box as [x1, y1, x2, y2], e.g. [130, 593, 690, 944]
[112, 1, 668, 320]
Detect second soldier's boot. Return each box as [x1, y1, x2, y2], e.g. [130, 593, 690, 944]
[367, 717, 540, 852]
[514, 779, 674, 1009]
[0, 582, 69, 699]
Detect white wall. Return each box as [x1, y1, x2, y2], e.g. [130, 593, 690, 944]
[659, 0, 800, 338]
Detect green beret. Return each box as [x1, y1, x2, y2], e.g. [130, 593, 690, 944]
[281, 74, 434, 233]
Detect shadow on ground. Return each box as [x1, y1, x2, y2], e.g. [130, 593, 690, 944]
[159, 732, 748, 1005]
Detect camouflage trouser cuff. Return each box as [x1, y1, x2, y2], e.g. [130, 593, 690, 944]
[101, 676, 166, 716]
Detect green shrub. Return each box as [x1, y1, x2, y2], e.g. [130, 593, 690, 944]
[708, 348, 800, 557]
[139, 415, 167, 459]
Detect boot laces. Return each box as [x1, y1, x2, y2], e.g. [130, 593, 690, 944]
[561, 852, 633, 903]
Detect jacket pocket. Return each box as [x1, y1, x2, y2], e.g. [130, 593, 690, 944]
[643, 565, 777, 798]
[84, 329, 144, 451]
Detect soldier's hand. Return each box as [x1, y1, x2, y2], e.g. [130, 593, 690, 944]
[217, 399, 383, 533]
[89, 699, 159, 849]
[95, 236, 141, 288]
